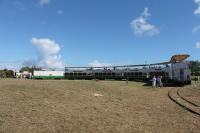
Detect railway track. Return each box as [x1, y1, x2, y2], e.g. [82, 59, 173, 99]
[168, 88, 200, 116]
[177, 88, 200, 107]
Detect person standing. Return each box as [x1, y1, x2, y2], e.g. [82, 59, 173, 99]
[195, 76, 198, 83]
[152, 76, 156, 88]
[160, 76, 163, 87]
[157, 76, 162, 87]
[156, 76, 160, 88]
[126, 77, 129, 85]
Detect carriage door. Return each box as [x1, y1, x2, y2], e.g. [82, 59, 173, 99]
[180, 69, 184, 81]
[172, 70, 174, 80]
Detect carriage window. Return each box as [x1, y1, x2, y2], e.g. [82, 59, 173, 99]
[70, 73, 73, 76]
[74, 73, 77, 76]
[149, 72, 153, 76]
[65, 73, 69, 76]
[124, 72, 127, 76]
[165, 73, 169, 77]
[162, 71, 165, 76]
[78, 73, 82, 76]
[131, 72, 134, 76]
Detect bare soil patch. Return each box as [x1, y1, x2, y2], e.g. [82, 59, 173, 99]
[0, 79, 199, 133]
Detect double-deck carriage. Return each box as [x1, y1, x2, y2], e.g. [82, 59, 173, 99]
[64, 54, 191, 85]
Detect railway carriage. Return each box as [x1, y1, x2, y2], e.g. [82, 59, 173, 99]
[64, 54, 191, 85]
[33, 70, 64, 79]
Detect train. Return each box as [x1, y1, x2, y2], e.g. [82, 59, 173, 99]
[33, 70, 64, 79]
[33, 54, 192, 85]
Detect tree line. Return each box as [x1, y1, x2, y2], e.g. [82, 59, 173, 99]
[190, 60, 200, 76]
[0, 69, 14, 78]
[0, 67, 41, 78]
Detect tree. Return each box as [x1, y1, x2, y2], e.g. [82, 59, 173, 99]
[5, 70, 14, 78]
[0, 69, 14, 78]
[20, 67, 34, 74]
[189, 60, 200, 76]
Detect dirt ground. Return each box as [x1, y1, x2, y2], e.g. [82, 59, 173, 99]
[0, 79, 199, 133]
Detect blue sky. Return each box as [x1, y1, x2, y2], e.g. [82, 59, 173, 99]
[0, 0, 199, 69]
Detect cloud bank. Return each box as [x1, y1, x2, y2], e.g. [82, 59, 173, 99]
[196, 42, 200, 48]
[31, 37, 65, 68]
[0, 61, 23, 70]
[38, 0, 50, 6]
[57, 10, 63, 15]
[131, 8, 159, 37]
[194, 0, 200, 15]
[192, 25, 200, 33]
[88, 60, 111, 67]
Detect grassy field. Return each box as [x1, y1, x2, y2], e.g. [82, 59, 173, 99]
[0, 79, 199, 133]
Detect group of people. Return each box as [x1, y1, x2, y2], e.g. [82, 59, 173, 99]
[152, 76, 163, 88]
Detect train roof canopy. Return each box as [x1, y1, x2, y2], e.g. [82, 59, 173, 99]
[170, 54, 190, 63]
[65, 54, 190, 69]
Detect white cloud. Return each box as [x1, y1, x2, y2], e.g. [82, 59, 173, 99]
[196, 42, 200, 48]
[38, 0, 50, 6]
[0, 61, 23, 70]
[57, 10, 63, 15]
[192, 25, 200, 33]
[131, 7, 160, 37]
[31, 37, 65, 68]
[88, 60, 111, 67]
[0, 59, 38, 70]
[22, 59, 37, 67]
[194, 0, 200, 15]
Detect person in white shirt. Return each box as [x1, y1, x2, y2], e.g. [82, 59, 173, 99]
[152, 76, 156, 88]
